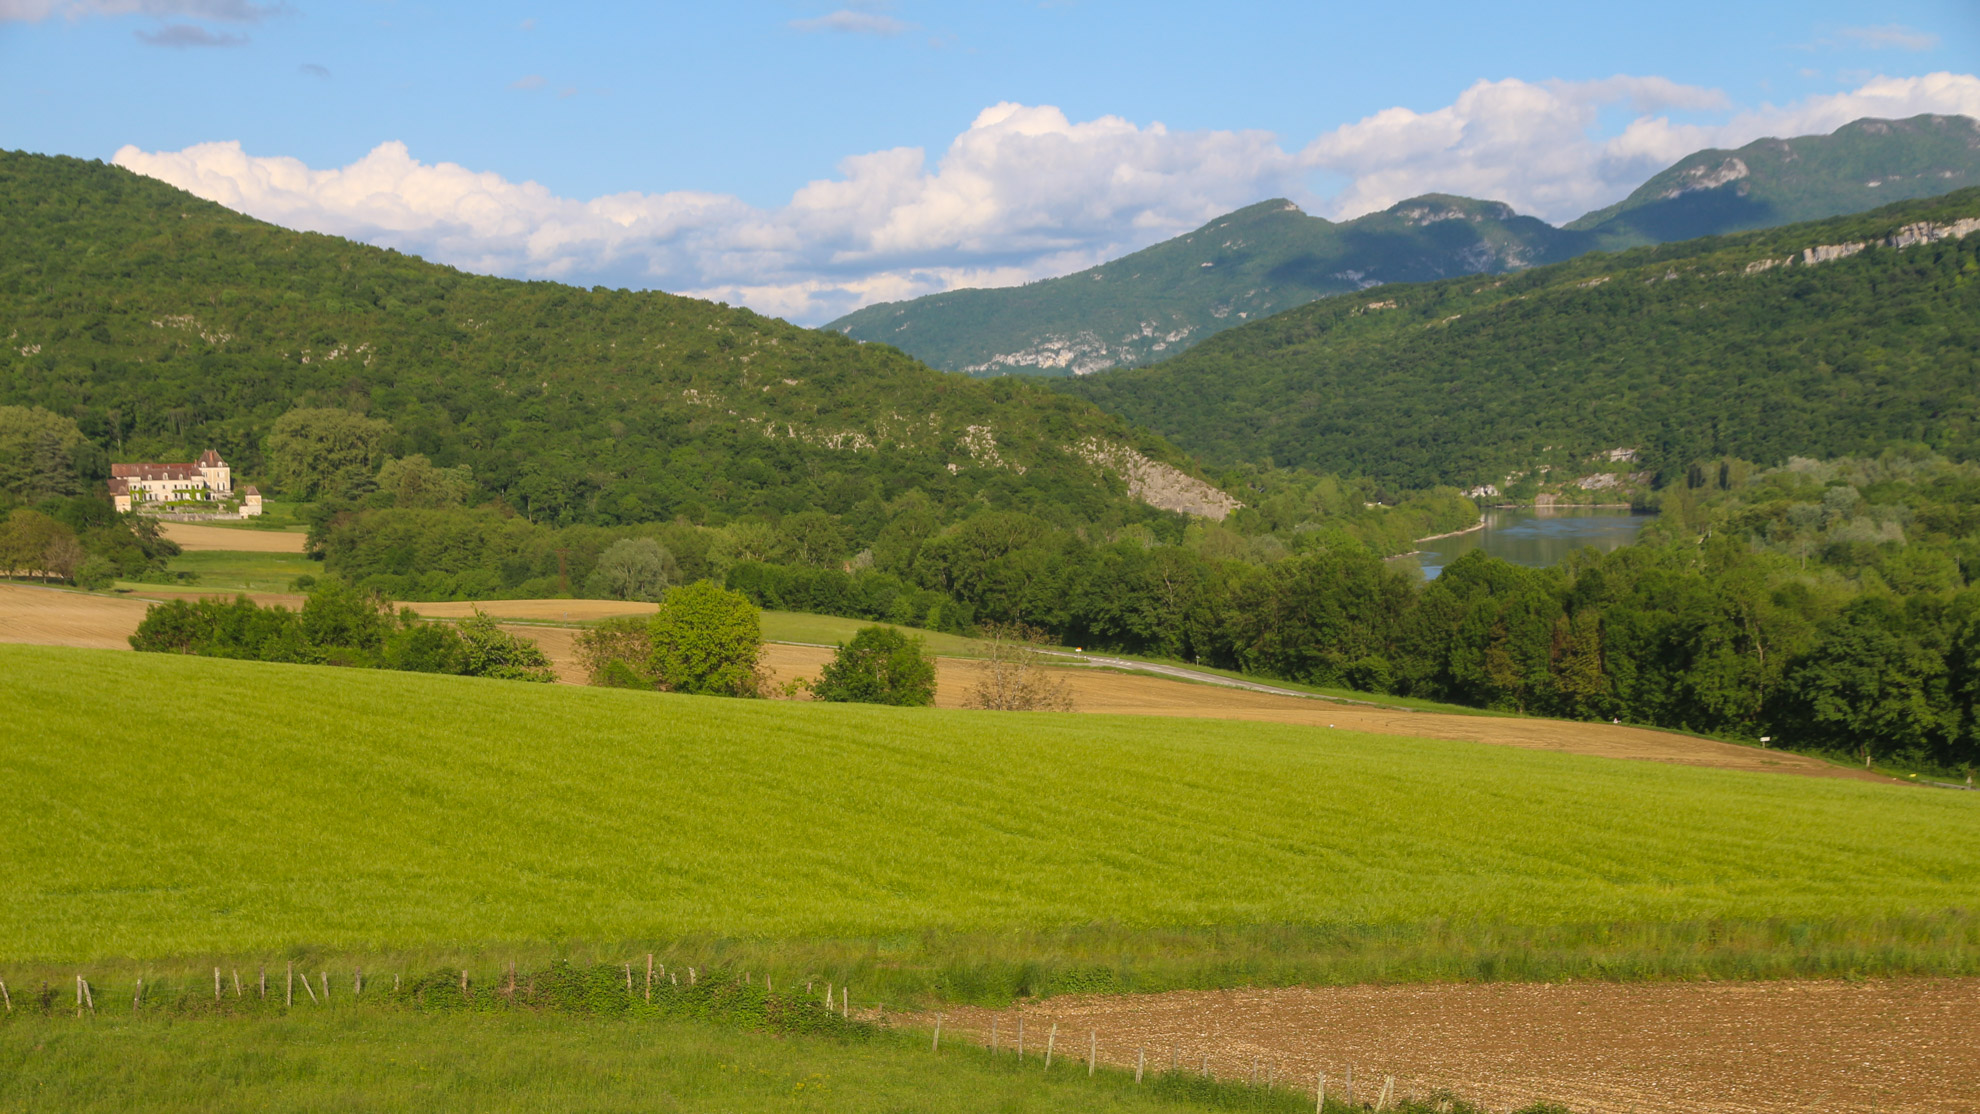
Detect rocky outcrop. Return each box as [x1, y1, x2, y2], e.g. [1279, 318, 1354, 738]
[1072, 438, 1242, 520]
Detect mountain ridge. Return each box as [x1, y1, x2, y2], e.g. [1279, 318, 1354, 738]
[830, 114, 1980, 377]
[828, 191, 1579, 376]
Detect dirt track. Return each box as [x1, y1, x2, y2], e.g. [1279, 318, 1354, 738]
[157, 523, 307, 552]
[0, 584, 1877, 780]
[917, 979, 1980, 1114]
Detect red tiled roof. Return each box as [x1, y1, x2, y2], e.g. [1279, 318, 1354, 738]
[111, 463, 200, 481]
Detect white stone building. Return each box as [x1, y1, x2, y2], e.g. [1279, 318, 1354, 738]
[108, 449, 259, 515]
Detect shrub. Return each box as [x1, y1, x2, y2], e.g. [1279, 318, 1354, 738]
[72, 556, 115, 591]
[964, 621, 1076, 712]
[574, 616, 653, 688]
[813, 625, 936, 706]
[648, 580, 762, 697]
[456, 610, 557, 683]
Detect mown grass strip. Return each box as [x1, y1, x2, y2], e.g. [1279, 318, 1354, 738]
[5, 644, 1977, 970]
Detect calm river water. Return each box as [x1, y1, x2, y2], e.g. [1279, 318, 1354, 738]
[1392, 506, 1657, 579]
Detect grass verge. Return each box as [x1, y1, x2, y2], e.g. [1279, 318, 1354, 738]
[0, 964, 1552, 1114]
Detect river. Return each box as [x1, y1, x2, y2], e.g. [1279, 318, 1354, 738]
[1392, 506, 1657, 579]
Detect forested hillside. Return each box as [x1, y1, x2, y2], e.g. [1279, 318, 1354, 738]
[0, 150, 1237, 531]
[1064, 189, 1980, 489]
[827, 195, 1578, 375]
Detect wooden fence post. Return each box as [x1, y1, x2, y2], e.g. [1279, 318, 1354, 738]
[645, 955, 653, 1002]
[1016, 1015, 1024, 1059]
[1378, 1075, 1394, 1112]
[301, 972, 319, 1005]
[1317, 1071, 1325, 1112]
[320, 972, 329, 1002]
[932, 1014, 942, 1052]
[259, 966, 265, 1000]
[624, 963, 632, 993]
[81, 976, 94, 1015]
[1345, 1066, 1353, 1108]
[1135, 1046, 1145, 1084]
[286, 964, 293, 1008]
[1044, 1022, 1056, 1069]
[0, 978, 10, 1013]
[232, 969, 241, 997]
[214, 967, 221, 1002]
[1089, 1029, 1097, 1077]
[132, 977, 141, 1014]
[990, 1018, 998, 1053]
[461, 969, 469, 998]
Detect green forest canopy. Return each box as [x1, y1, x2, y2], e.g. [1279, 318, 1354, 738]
[0, 150, 1215, 538]
[1063, 188, 1980, 489]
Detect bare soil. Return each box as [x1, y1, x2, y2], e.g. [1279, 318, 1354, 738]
[0, 585, 1877, 780]
[158, 523, 307, 553]
[757, 644, 1875, 781]
[916, 979, 1980, 1114]
[0, 583, 154, 649]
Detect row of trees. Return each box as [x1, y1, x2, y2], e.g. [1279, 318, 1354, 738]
[294, 447, 1980, 772]
[131, 580, 556, 681]
[1, 498, 179, 588]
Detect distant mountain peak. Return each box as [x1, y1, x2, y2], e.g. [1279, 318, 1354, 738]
[1566, 113, 1980, 242]
[1385, 194, 1520, 226]
[828, 115, 1980, 377]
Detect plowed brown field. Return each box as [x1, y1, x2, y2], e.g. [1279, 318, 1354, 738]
[157, 523, 307, 552]
[0, 583, 153, 648]
[919, 979, 1980, 1114]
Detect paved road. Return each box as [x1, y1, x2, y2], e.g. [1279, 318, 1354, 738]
[1040, 651, 1393, 708]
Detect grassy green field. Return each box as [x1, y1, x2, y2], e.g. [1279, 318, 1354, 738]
[759, 609, 983, 655]
[5, 643, 1977, 986]
[132, 548, 318, 594]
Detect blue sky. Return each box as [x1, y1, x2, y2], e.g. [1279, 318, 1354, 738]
[5, 1, 1978, 322]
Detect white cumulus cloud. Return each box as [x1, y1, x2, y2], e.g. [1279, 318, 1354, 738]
[1835, 24, 1942, 52]
[790, 9, 911, 36]
[112, 73, 1980, 324]
[1, 0, 276, 21]
[115, 103, 1301, 323]
[1304, 72, 1980, 222]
